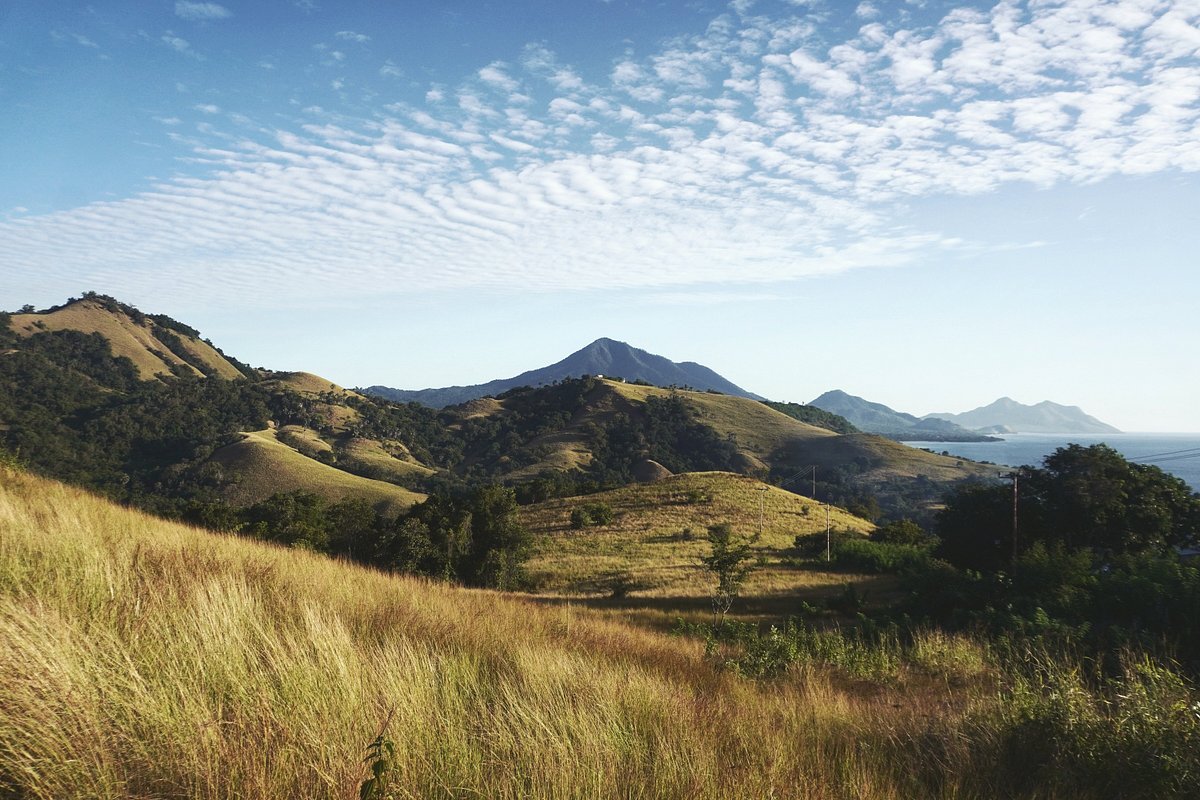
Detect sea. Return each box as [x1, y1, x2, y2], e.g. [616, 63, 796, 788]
[901, 433, 1200, 492]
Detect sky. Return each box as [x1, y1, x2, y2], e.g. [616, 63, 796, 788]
[1, 0, 1198, 431]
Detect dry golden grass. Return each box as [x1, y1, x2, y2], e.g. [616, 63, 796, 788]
[0, 465, 1007, 800]
[786, 434, 999, 481]
[609, 381, 836, 464]
[9, 300, 242, 380]
[339, 436, 436, 480]
[209, 428, 425, 513]
[521, 472, 877, 607]
[260, 370, 363, 398]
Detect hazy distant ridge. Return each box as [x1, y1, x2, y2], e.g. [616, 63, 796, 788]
[924, 397, 1121, 434]
[364, 337, 765, 407]
[808, 390, 994, 442]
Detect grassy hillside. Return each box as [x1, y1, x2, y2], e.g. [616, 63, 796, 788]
[210, 428, 425, 513]
[463, 379, 993, 495]
[259, 370, 362, 398]
[9, 297, 243, 381]
[5, 465, 1194, 799]
[522, 471, 875, 606]
[608, 382, 836, 470]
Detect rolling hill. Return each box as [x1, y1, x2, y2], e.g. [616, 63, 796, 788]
[449, 378, 997, 513]
[521, 471, 874, 599]
[364, 337, 764, 407]
[209, 427, 425, 513]
[8, 294, 246, 381]
[2, 294, 1001, 529]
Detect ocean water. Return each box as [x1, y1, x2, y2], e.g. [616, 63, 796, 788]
[902, 433, 1200, 492]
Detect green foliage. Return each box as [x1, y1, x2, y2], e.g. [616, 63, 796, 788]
[792, 529, 858, 558]
[701, 523, 759, 624]
[0, 311, 16, 347]
[761, 400, 859, 434]
[871, 518, 931, 546]
[359, 720, 397, 800]
[979, 648, 1200, 799]
[937, 445, 1200, 571]
[831, 538, 936, 575]
[569, 501, 615, 529]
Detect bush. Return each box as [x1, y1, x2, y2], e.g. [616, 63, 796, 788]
[871, 518, 933, 546]
[569, 501, 615, 529]
[831, 538, 935, 575]
[793, 529, 858, 558]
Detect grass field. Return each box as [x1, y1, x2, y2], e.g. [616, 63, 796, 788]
[209, 428, 425, 513]
[521, 472, 878, 613]
[3, 465, 1197, 799]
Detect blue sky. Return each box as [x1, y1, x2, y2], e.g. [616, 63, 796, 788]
[2, 0, 1198, 431]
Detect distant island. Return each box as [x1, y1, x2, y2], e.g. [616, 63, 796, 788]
[808, 390, 998, 442]
[924, 397, 1121, 435]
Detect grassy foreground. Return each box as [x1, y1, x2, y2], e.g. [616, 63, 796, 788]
[2, 466, 1197, 799]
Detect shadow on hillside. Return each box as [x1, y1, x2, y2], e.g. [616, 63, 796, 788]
[527, 574, 902, 619]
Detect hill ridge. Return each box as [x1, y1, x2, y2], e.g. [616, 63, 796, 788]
[364, 337, 764, 408]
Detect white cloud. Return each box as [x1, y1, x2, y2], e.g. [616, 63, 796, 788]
[5, 0, 1199, 310]
[335, 30, 370, 43]
[162, 34, 190, 52]
[479, 63, 520, 92]
[51, 30, 100, 49]
[174, 2, 231, 21]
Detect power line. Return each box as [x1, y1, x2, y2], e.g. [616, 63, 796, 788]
[1129, 447, 1200, 462]
[1137, 452, 1200, 464]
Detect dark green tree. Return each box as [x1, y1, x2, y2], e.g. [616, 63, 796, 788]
[936, 445, 1200, 572]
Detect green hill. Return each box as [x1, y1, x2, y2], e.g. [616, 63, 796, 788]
[521, 471, 875, 602]
[210, 427, 425, 513]
[8, 295, 245, 381]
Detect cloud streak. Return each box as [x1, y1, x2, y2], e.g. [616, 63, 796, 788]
[175, 2, 232, 21]
[4, 0, 1199, 310]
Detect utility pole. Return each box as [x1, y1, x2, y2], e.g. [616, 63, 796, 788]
[825, 503, 831, 562]
[756, 485, 768, 538]
[1001, 471, 1019, 569]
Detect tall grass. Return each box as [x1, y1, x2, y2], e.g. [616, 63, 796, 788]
[1, 465, 1197, 798]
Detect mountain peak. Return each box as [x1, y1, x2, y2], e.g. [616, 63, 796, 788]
[365, 338, 764, 407]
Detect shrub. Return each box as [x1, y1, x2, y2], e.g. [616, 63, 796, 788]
[831, 538, 935, 575]
[570, 501, 616, 529]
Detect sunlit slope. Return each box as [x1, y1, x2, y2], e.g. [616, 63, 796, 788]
[460, 379, 839, 480]
[608, 381, 837, 469]
[472, 379, 991, 488]
[259, 370, 363, 399]
[780, 433, 1000, 481]
[521, 471, 873, 596]
[9, 298, 243, 380]
[0, 464, 944, 800]
[210, 428, 425, 513]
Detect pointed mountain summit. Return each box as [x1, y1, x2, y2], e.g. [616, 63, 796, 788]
[924, 397, 1120, 434]
[364, 338, 764, 408]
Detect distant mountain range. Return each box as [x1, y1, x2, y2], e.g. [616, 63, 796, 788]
[924, 397, 1121, 434]
[364, 337, 765, 407]
[809, 390, 996, 442]
[810, 389, 1121, 437]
